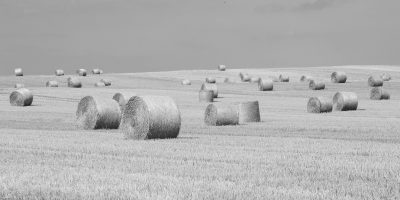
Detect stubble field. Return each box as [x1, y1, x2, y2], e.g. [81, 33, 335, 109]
[0, 66, 400, 199]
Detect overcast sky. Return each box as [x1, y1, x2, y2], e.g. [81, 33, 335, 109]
[1, 0, 399, 75]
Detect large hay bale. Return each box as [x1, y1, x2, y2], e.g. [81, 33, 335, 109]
[55, 69, 64, 76]
[367, 76, 383, 87]
[309, 80, 325, 90]
[204, 104, 239, 126]
[258, 79, 273, 91]
[300, 75, 313, 82]
[370, 87, 390, 100]
[14, 68, 23, 76]
[10, 88, 33, 106]
[181, 79, 191, 85]
[100, 79, 111, 86]
[77, 69, 87, 76]
[76, 96, 121, 130]
[333, 92, 358, 111]
[14, 83, 25, 89]
[92, 69, 101, 74]
[307, 97, 332, 113]
[331, 71, 347, 83]
[238, 101, 260, 123]
[95, 82, 106, 87]
[279, 74, 289, 82]
[112, 92, 136, 112]
[218, 65, 226, 71]
[239, 73, 251, 82]
[205, 77, 216, 83]
[121, 96, 181, 140]
[381, 73, 391, 81]
[250, 77, 261, 83]
[67, 77, 82, 88]
[199, 90, 214, 102]
[46, 80, 59, 87]
[201, 83, 218, 98]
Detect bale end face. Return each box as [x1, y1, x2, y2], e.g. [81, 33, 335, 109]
[10, 88, 33, 106]
[307, 97, 332, 113]
[333, 92, 358, 111]
[204, 104, 239, 126]
[238, 101, 261, 123]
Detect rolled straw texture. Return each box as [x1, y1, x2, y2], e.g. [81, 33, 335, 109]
[331, 71, 347, 83]
[333, 92, 358, 111]
[238, 101, 261, 123]
[204, 103, 239, 126]
[307, 97, 332, 113]
[10, 88, 33, 106]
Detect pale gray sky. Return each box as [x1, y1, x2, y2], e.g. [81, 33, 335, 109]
[1, 0, 399, 75]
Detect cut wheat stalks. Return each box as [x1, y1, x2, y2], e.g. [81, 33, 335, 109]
[258, 79, 273, 91]
[10, 88, 33, 106]
[76, 96, 121, 129]
[331, 71, 347, 83]
[279, 74, 289, 82]
[218, 65, 226, 71]
[55, 69, 64, 76]
[67, 77, 82, 88]
[309, 80, 325, 90]
[370, 87, 390, 100]
[121, 96, 181, 140]
[201, 83, 218, 98]
[333, 92, 358, 111]
[367, 76, 383, 87]
[238, 101, 261, 123]
[46, 81, 59, 87]
[204, 103, 239, 126]
[307, 97, 332, 113]
[199, 90, 214, 102]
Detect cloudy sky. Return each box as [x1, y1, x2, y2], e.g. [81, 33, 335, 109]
[1, 0, 399, 75]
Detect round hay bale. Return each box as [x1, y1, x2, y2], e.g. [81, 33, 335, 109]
[14, 83, 25, 89]
[199, 90, 214, 102]
[112, 92, 136, 112]
[181, 79, 191, 85]
[333, 92, 358, 111]
[201, 83, 218, 98]
[307, 97, 332, 113]
[279, 75, 289, 82]
[258, 79, 273, 91]
[331, 71, 347, 83]
[76, 96, 121, 130]
[95, 82, 106, 87]
[100, 79, 111, 86]
[205, 77, 216, 83]
[370, 87, 390, 100]
[239, 73, 251, 82]
[10, 88, 33, 106]
[381, 73, 391, 81]
[46, 80, 58, 87]
[367, 76, 383, 87]
[300, 75, 313, 82]
[92, 69, 101, 74]
[250, 77, 261, 83]
[55, 69, 64, 76]
[309, 80, 325, 90]
[121, 96, 181, 140]
[218, 65, 226, 71]
[238, 101, 260, 123]
[77, 69, 87, 76]
[204, 104, 239, 126]
[14, 68, 23, 76]
[67, 77, 82, 88]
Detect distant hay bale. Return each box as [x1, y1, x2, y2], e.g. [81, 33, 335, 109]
[199, 90, 214, 102]
[14, 83, 25, 89]
[181, 79, 191, 85]
[204, 104, 239, 126]
[279, 74, 289, 82]
[121, 96, 181, 140]
[367, 76, 383, 87]
[250, 77, 261, 83]
[238, 101, 261, 123]
[9, 88, 33, 106]
[307, 97, 332, 113]
[92, 69, 101, 74]
[331, 71, 347, 83]
[14, 68, 23, 76]
[46, 81, 58, 87]
[309, 80, 325, 90]
[218, 65, 226, 71]
[333, 92, 358, 111]
[370, 87, 390, 100]
[77, 69, 87, 76]
[112, 92, 136, 112]
[239, 73, 251, 82]
[95, 82, 106, 87]
[100, 79, 111, 86]
[76, 96, 121, 130]
[300, 75, 313, 82]
[55, 69, 64, 76]
[380, 73, 391, 81]
[67, 77, 82, 88]
[201, 83, 218, 98]
[205, 77, 216, 83]
[258, 79, 273, 91]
